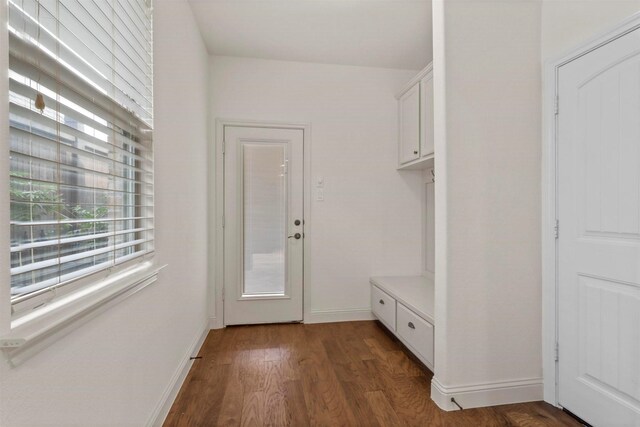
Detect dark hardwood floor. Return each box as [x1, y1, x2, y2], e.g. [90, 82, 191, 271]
[164, 321, 580, 426]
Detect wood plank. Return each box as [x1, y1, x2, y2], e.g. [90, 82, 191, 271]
[262, 361, 289, 426]
[164, 362, 230, 426]
[240, 392, 264, 427]
[339, 380, 382, 427]
[283, 380, 311, 427]
[314, 379, 359, 426]
[495, 401, 583, 427]
[332, 360, 380, 392]
[364, 390, 403, 426]
[216, 378, 245, 426]
[362, 358, 436, 426]
[298, 368, 334, 426]
[342, 323, 376, 361]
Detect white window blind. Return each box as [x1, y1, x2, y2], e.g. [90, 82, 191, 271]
[7, 0, 154, 307]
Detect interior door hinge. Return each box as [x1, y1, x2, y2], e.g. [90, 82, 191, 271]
[222, 140, 226, 154]
[555, 342, 559, 362]
[222, 215, 225, 228]
[554, 219, 559, 239]
[554, 95, 559, 115]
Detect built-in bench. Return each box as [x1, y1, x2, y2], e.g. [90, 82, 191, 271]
[370, 275, 435, 370]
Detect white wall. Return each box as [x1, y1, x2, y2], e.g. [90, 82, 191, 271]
[0, 1, 210, 425]
[542, 0, 640, 62]
[432, 0, 543, 408]
[210, 56, 422, 321]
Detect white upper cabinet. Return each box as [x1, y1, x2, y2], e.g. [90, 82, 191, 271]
[420, 73, 434, 159]
[398, 84, 421, 165]
[396, 63, 434, 170]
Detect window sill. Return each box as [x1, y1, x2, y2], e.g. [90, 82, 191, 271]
[1, 261, 166, 366]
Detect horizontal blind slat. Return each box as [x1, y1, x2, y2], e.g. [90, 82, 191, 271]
[11, 216, 153, 227]
[11, 227, 153, 252]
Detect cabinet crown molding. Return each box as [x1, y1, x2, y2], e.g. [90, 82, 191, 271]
[395, 61, 434, 100]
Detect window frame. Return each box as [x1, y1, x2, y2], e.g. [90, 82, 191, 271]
[0, 0, 159, 362]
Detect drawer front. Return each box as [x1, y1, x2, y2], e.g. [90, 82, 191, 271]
[396, 303, 434, 366]
[371, 285, 396, 330]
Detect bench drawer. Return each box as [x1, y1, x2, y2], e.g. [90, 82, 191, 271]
[371, 285, 396, 330]
[396, 302, 434, 366]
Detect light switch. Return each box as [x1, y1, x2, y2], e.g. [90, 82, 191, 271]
[316, 188, 324, 201]
[316, 176, 324, 188]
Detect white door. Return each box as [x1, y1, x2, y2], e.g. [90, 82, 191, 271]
[558, 25, 640, 426]
[223, 126, 304, 325]
[399, 83, 420, 164]
[420, 74, 434, 158]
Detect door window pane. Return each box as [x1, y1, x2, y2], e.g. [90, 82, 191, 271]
[243, 143, 286, 295]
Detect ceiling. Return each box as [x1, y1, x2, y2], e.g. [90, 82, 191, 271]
[187, 0, 432, 71]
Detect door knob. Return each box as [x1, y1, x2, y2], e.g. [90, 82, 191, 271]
[288, 233, 302, 240]
[294, 219, 301, 226]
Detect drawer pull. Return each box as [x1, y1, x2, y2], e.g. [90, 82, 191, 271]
[379, 299, 385, 305]
[408, 322, 415, 329]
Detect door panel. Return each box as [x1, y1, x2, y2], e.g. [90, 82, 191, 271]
[224, 126, 304, 325]
[399, 84, 420, 164]
[558, 25, 640, 426]
[420, 74, 434, 158]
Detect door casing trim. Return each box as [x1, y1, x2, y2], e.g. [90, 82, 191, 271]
[210, 119, 312, 329]
[542, 11, 640, 407]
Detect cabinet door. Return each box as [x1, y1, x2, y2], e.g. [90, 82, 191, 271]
[398, 83, 420, 164]
[420, 73, 434, 158]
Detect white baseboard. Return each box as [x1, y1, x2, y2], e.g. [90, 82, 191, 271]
[430, 376, 543, 411]
[147, 321, 210, 427]
[209, 316, 223, 330]
[305, 308, 375, 324]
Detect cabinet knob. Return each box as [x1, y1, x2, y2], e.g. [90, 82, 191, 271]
[408, 322, 415, 329]
[379, 299, 385, 305]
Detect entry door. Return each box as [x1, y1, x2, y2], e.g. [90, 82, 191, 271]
[224, 126, 304, 325]
[558, 26, 640, 426]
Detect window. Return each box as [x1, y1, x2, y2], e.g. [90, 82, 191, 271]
[7, 0, 153, 314]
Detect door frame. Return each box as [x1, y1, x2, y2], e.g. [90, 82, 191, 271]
[210, 119, 312, 329]
[542, 11, 640, 407]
